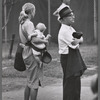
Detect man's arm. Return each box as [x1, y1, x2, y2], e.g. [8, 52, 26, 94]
[71, 37, 83, 45]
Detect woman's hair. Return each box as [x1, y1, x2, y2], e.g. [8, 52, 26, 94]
[19, 3, 36, 24]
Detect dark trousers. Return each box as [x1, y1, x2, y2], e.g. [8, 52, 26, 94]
[63, 76, 81, 100]
[60, 54, 81, 100]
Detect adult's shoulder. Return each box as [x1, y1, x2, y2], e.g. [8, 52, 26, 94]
[59, 24, 72, 37]
[21, 19, 35, 35]
[23, 19, 34, 28]
[60, 24, 69, 31]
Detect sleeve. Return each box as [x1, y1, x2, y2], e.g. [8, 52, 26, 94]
[24, 21, 37, 41]
[61, 30, 79, 49]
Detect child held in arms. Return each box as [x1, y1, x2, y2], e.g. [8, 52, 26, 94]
[32, 23, 51, 64]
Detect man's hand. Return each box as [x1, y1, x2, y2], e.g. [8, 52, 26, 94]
[72, 37, 83, 45]
[71, 38, 80, 45]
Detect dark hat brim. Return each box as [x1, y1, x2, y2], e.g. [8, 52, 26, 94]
[59, 7, 73, 20]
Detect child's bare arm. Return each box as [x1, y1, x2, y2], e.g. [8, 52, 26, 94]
[45, 34, 51, 40]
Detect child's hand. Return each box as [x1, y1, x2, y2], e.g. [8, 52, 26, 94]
[46, 34, 51, 39]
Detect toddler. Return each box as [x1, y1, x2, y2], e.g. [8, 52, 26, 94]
[32, 23, 51, 63]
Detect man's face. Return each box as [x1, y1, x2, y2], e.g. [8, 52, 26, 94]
[63, 12, 75, 25]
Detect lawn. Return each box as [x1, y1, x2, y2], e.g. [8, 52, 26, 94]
[2, 42, 98, 92]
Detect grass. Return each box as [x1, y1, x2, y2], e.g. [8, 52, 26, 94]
[2, 42, 98, 92]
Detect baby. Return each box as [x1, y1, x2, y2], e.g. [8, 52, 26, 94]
[32, 23, 51, 63]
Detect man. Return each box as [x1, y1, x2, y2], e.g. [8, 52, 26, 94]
[57, 7, 87, 100]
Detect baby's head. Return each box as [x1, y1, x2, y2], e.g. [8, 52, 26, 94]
[36, 23, 46, 32]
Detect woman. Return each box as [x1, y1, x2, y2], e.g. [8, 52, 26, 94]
[18, 3, 49, 100]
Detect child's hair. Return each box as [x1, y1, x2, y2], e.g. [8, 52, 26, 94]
[18, 3, 35, 24]
[36, 23, 46, 32]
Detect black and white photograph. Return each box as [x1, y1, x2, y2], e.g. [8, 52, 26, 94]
[1, 0, 99, 100]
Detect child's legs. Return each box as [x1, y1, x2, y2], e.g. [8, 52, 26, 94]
[30, 88, 38, 100]
[35, 56, 42, 67]
[35, 56, 41, 63]
[24, 85, 30, 100]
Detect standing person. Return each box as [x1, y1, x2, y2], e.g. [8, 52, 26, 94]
[18, 3, 50, 100]
[57, 7, 87, 100]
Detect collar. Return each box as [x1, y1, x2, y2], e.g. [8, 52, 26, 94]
[62, 24, 73, 30]
[62, 24, 71, 28]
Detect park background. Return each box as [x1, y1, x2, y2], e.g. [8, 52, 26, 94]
[2, 0, 98, 100]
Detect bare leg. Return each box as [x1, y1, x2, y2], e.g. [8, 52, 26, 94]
[30, 88, 38, 100]
[24, 85, 30, 100]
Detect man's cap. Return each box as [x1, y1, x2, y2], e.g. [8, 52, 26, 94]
[53, 3, 69, 16]
[59, 7, 72, 20]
